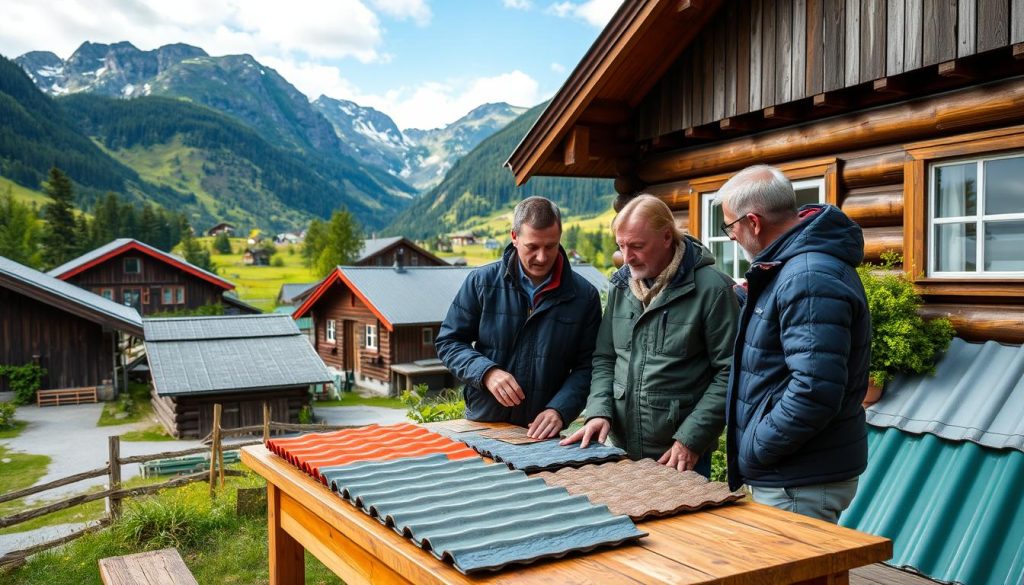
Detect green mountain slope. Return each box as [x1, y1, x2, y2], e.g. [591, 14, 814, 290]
[386, 102, 614, 239]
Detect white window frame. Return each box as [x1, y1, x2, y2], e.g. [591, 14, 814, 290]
[701, 177, 826, 280]
[364, 324, 378, 350]
[123, 257, 141, 274]
[928, 152, 1024, 278]
[326, 319, 336, 343]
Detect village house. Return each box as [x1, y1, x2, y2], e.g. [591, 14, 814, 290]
[243, 247, 272, 266]
[356, 236, 447, 267]
[447, 230, 477, 247]
[205, 222, 235, 237]
[507, 1, 1024, 583]
[48, 238, 255, 316]
[0, 255, 143, 393]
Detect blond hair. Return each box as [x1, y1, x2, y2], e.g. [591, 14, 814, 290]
[612, 194, 683, 239]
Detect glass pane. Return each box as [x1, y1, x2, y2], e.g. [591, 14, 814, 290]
[709, 240, 732, 276]
[984, 157, 1024, 216]
[984, 220, 1024, 272]
[794, 186, 821, 208]
[934, 163, 977, 218]
[738, 249, 751, 277]
[706, 198, 724, 230]
[934, 223, 977, 272]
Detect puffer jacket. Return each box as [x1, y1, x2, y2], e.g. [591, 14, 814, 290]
[435, 243, 602, 427]
[586, 236, 739, 460]
[726, 204, 871, 491]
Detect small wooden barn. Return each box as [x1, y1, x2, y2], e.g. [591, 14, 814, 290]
[507, 0, 1024, 344]
[356, 236, 447, 267]
[144, 314, 332, 438]
[0, 255, 143, 392]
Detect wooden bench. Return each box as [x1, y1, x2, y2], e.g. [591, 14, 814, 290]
[36, 386, 98, 407]
[98, 548, 198, 585]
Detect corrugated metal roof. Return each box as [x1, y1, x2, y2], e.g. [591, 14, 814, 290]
[144, 314, 331, 396]
[454, 432, 626, 472]
[840, 427, 1024, 585]
[339, 266, 474, 326]
[144, 314, 299, 341]
[534, 458, 744, 520]
[571, 264, 610, 294]
[320, 453, 646, 574]
[47, 238, 232, 289]
[0, 254, 143, 334]
[866, 338, 1024, 451]
[358, 236, 404, 261]
[266, 423, 479, 481]
[277, 282, 317, 304]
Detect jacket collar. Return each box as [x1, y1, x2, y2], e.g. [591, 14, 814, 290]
[501, 242, 574, 304]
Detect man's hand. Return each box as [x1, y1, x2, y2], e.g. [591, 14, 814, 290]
[482, 368, 525, 407]
[526, 409, 563, 439]
[657, 441, 700, 472]
[559, 418, 610, 448]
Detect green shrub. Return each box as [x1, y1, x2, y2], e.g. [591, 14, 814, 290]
[0, 363, 47, 405]
[858, 252, 955, 386]
[0, 401, 16, 429]
[297, 404, 313, 424]
[710, 431, 727, 483]
[118, 394, 136, 416]
[401, 384, 465, 423]
[113, 486, 234, 550]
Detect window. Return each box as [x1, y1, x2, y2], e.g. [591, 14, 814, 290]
[701, 178, 826, 279]
[421, 327, 433, 345]
[122, 288, 142, 307]
[410, 254, 419, 266]
[96, 288, 114, 301]
[326, 320, 336, 343]
[123, 257, 141, 274]
[928, 153, 1024, 277]
[161, 286, 185, 305]
[364, 324, 378, 350]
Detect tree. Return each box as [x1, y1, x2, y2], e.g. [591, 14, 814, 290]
[302, 218, 326, 269]
[40, 167, 78, 268]
[212, 231, 232, 254]
[178, 230, 214, 272]
[306, 210, 364, 277]
[0, 189, 41, 267]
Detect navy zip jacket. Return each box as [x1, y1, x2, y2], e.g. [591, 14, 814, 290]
[726, 205, 871, 491]
[435, 243, 602, 427]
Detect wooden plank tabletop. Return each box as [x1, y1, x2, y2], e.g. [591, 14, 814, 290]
[242, 441, 891, 585]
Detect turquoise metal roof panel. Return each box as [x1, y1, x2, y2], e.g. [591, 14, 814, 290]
[453, 433, 626, 472]
[840, 427, 1024, 585]
[866, 338, 1024, 451]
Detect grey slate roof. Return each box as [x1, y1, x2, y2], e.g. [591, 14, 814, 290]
[277, 282, 317, 304]
[48, 238, 233, 289]
[339, 266, 474, 326]
[358, 236, 404, 262]
[320, 453, 646, 574]
[0, 254, 143, 335]
[571, 264, 610, 293]
[144, 314, 331, 396]
[866, 337, 1024, 451]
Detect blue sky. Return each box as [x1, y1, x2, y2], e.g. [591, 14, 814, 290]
[0, 0, 618, 129]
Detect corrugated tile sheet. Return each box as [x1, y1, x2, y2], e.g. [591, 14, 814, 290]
[866, 338, 1024, 451]
[320, 453, 647, 574]
[266, 423, 479, 481]
[840, 427, 1024, 585]
[534, 458, 744, 520]
[453, 433, 625, 472]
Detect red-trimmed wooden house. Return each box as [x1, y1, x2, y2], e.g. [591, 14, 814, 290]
[356, 236, 447, 267]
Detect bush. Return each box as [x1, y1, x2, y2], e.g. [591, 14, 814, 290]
[113, 481, 237, 550]
[401, 384, 465, 423]
[297, 404, 313, 424]
[0, 401, 16, 429]
[0, 363, 47, 405]
[118, 394, 136, 416]
[858, 252, 955, 385]
[271, 255, 285, 267]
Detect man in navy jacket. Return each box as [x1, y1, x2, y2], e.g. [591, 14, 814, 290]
[435, 196, 602, 439]
[715, 165, 871, 523]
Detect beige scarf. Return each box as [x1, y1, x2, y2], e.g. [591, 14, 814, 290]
[628, 241, 684, 309]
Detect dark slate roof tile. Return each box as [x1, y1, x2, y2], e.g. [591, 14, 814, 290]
[453, 432, 626, 472]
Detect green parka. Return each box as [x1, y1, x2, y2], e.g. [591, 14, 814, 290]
[586, 237, 739, 460]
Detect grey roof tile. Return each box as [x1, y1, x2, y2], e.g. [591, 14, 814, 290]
[571, 264, 610, 293]
[144, 313, 299, 341]
[338, 266, 474, 326]
[277, 282, 317, 304]
[358, 236, 404, 261]
[453, 433, 626, 472]
[866, 338, 1024, 451]
[320, 454, 646, 574]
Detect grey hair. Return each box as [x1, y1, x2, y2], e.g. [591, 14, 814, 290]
[711, 165, 797, 220]
[612, 194, 684, 240]
[512, 196, 562, 233]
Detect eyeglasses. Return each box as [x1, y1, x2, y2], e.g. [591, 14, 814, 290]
[720, 215, 747, 238]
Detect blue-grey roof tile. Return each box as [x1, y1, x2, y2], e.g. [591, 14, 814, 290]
[277, 282, 318, 304]
[338, 266, 474, 326]
[572, 264, 610, 293]
[358, 236, 404, 261]
[867, 338, 1024, 451]
[452, 433, 626, 472]
[320, 454, 645, 574]
[144, 313, 299, 341]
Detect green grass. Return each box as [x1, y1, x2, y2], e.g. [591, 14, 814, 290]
[0, 420, 28, 439]
[208, 239, 317, 312]
[121, 425, 175, 442]
[0, 445, 49, 496]
[314, 392, 405, 409]
[0, 176, 49, 209]
[2, 469, 343, 585]
[97, 383, 154, 427]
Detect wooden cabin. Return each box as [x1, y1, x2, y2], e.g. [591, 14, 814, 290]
[144, 314, 331, 438]
[357, 236, 447, 267]
[0, 255, 143, 392]
[206, 222, 236, 237]
[507, 0, 1024, 344]
[292, 265, 474, 395]
[48, 238, 238, 316]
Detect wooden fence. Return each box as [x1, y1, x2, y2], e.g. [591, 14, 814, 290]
[0, 402, 358, 569]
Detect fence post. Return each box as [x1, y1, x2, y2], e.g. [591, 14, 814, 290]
[209, 403, 222, 497]
[107, 436, 122, 520]
[263, 401, 271, 442]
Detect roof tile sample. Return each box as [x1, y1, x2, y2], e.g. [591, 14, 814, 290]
[478, 426, 546, 444]
[534, 458, 744, 520]
[320, 453, 647, 574]
[453, 432, 626, 472]
[266, 423, 479, 482]
[424, 419, 491, 434]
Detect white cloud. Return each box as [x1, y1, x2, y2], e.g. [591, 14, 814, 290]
[503, 0, 532, 9]
[550, 62, 567, 74]
[370, 0, 432, 26]
[547, 0, 619, 27]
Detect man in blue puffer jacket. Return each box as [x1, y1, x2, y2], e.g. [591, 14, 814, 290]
[435, 196, 602, 439]
[714, 165, 870, 523]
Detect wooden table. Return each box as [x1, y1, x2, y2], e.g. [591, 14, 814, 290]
[241, 442, 891, 585]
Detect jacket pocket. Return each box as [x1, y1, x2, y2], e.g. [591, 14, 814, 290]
[739, 393, 774, 471]
[613, 381, 626, 400]
[658, 322, 696, 358]
[646, 389, 695, 440]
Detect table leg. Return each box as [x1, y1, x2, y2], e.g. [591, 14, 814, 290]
[268, 483, 305, 585]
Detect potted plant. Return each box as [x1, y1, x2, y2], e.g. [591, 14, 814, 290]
[857, 252, 955, 406]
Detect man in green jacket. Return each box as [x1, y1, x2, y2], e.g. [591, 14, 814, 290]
[562, 194, 739, 476]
